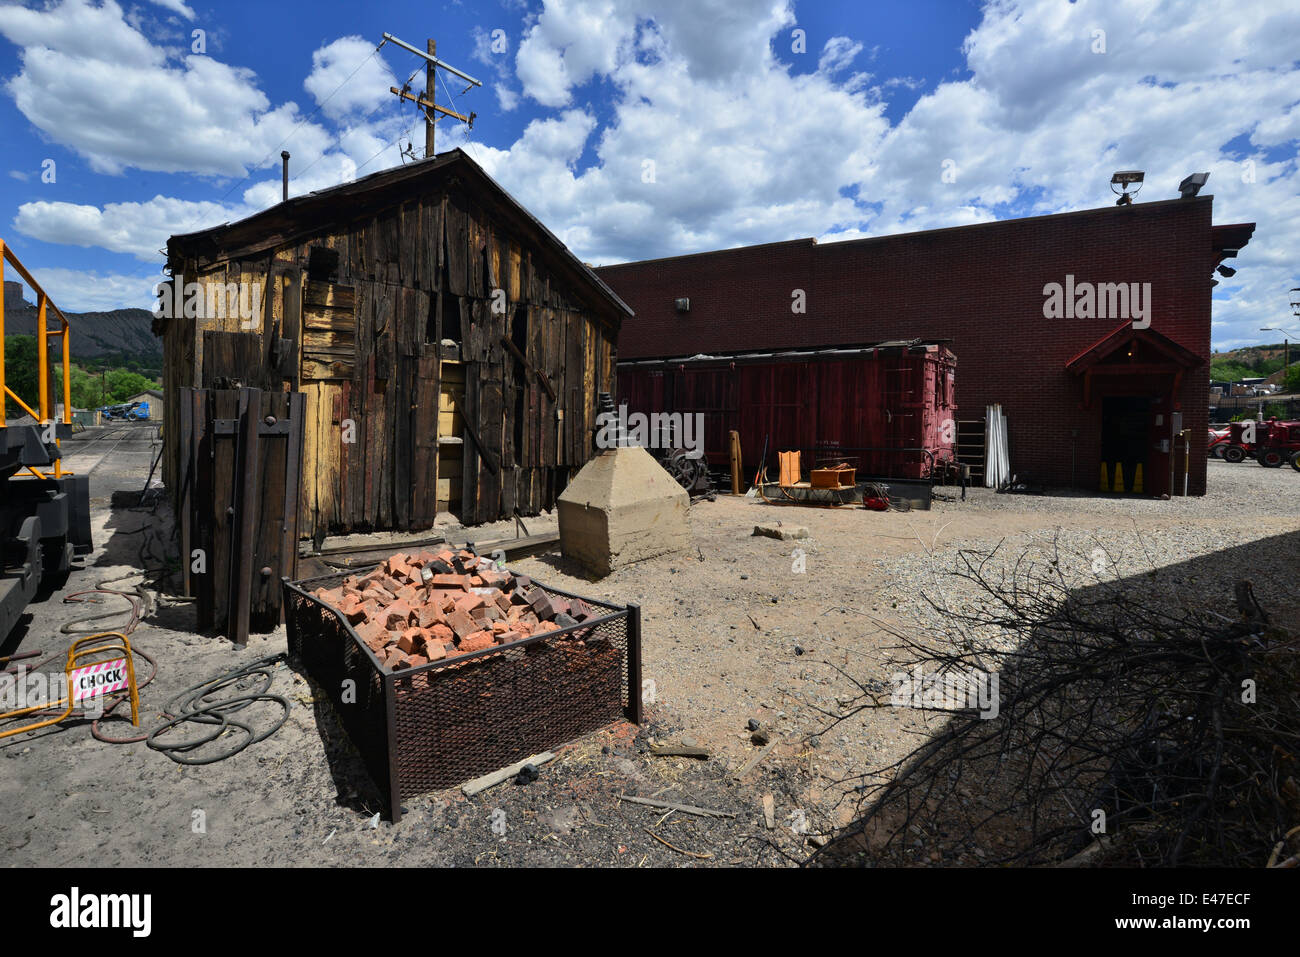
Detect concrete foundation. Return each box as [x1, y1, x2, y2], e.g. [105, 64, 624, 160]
[557, 445, 691, 577]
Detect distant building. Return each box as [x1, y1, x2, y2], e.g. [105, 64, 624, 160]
[599, 197, 1255, 496]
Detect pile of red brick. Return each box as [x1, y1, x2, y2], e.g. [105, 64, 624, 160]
[311, 548, 598, 671]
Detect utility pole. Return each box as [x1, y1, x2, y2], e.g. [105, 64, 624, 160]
[426, 39, 436, 158]
[382, 32, 482, 160]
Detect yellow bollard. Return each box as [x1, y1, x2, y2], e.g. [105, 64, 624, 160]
[1132, 463, 1143, 494]
[1114, 462, 1126, 493]
[1099, 462, 1110, 492]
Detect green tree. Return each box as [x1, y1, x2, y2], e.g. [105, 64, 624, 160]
[1286, 364, 1300, 395]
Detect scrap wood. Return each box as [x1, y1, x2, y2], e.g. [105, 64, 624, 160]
[648, 743, 711, 759]
[462, 752, 555, 796]
[732, 740, 777, 779]
[618, 793, 736, 819]
[643, 826, 713, 860]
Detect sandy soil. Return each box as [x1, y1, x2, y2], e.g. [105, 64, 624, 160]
[3, 452, 1297, 866]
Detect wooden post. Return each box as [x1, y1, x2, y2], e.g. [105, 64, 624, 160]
[426, 38, 436, 158]
[227, 387, 262, 645]
[729, 429, 742, 495]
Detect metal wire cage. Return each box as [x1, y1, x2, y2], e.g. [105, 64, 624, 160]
[283, 563, 642, 821]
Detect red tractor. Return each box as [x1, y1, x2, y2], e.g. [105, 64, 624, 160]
[1224, 418, 1300, 468]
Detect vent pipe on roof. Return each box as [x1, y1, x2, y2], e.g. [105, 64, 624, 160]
[281, 151, 290, 202]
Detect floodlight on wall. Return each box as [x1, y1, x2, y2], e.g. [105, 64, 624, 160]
[675, 297, 690, 313]
[1291, 287, 1300, 317]
[1216, 264, 1237, 278]
[1111, 170, 1145, 205]
[1178, 172, 1209, 198]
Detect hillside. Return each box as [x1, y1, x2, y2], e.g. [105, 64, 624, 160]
[3, 281, 159, 365]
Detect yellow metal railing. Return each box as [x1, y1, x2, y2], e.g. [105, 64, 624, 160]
[1, 237, 73, 479]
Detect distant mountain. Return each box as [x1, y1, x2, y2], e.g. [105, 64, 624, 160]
[3, 280, 159, 363]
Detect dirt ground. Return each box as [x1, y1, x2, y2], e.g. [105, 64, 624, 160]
[3, 444, 1298, 867]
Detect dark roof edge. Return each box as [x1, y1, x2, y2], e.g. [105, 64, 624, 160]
[617, 339, 955, 366]
[595, 195, 1222, 272]
[169, 149, 633, 319]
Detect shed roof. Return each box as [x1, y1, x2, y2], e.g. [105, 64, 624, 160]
[167, 148, 632, 320]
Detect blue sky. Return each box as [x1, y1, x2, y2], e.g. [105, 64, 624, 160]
[0, 0, 1296, 350]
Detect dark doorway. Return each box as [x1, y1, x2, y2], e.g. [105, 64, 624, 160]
[1101, 396, 1150, 493]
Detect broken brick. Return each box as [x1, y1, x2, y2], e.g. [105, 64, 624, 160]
[496, 630, 522, 644]
[458, 631, 495, 654]
[397, 627, 425, 654]
[455, 593, 487, 614]
[526, 588, 556, 620]
[384, 600, 415, 629]
[447, 609, 479, 640]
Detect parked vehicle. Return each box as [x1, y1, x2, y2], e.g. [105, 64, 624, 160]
[1223, 418, 1300, 467]
[1253, 418, 1300, 468]
[101, 400, 149, 421]
[1208, 427, 1232, 459]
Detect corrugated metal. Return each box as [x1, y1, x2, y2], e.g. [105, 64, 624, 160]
[617, 343, 957, 480]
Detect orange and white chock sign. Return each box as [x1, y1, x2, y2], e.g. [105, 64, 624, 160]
[70, 658, 130, 702]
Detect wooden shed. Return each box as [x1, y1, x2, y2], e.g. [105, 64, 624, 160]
[157, 149, 631, 540]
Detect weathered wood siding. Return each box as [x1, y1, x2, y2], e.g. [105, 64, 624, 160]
[161, 179, 619, 540]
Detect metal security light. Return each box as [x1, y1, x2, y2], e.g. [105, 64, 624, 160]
[1291, 287, 1300, 316]
[1216, 264, 1236, 278]
[1111, 170, 1145, 205]
[1178, 172, 1209, 198]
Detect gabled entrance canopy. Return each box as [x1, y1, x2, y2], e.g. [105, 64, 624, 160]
[1066, 322, 1203, 409]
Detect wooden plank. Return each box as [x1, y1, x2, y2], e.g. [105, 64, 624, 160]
[304, 280, 356, 310]
[460, 370, 479, 524]
[282, 269, 302, 390]
[208, 389, 240, 632]
[251, 391, 288, 628]
[227, 387, 262, 644]
[478, 364, 504, 521]
[411, 354, 441, 526]
[444, 194, 468, 297]
[177, 387, 196, 598]
[394, 352, 414, 530]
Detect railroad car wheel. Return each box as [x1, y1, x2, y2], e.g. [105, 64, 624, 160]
[1223, 446, 1246, 463]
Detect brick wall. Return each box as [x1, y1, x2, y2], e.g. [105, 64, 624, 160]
[597, 197, 1218, 494]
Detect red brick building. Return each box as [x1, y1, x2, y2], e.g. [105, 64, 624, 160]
[596, 197, 1254, 496]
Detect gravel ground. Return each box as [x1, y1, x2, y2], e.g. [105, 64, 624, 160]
[3, 456, 1296, 866]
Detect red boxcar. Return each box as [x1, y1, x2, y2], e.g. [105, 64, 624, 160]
[616, 340, 957, 480]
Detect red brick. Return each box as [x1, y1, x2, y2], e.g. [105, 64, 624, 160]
[416, 604, 445, 629]
[431, 573, 468, 590]
[447, 609, 478, 639]
[455, 593, 486, 614]
[396, 627, 424, 654]
[496, 630, 522, 644]
[525, 588, 556, 619]
[421, 634, 446, 660]
[429, 622, 455, 645]
[458, 631, 495, 654]
[384, 600, 415, 629]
